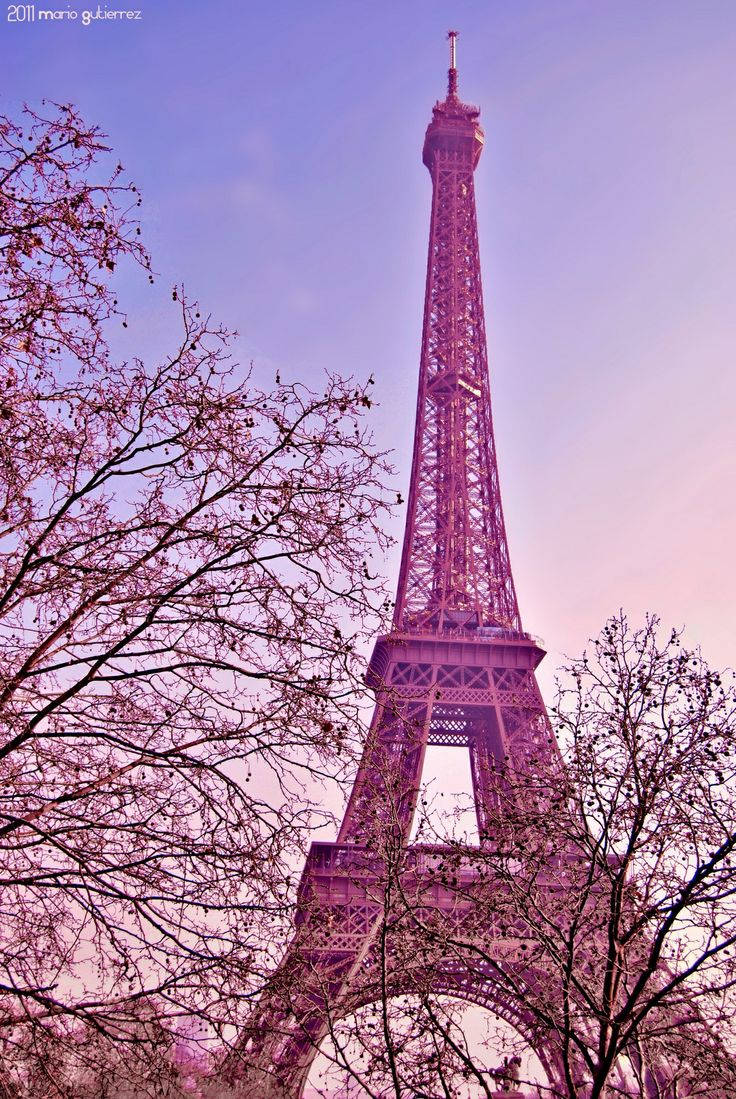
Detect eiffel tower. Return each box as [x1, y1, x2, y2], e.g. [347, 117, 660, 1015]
[236, 32, 570, 1098]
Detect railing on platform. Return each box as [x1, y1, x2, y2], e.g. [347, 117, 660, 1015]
[388, 625, 542, 645]
[302, 841, 487, 882]
[301, 839, 596, 885]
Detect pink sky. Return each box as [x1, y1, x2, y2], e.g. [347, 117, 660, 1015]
[6, 0, 736, 698]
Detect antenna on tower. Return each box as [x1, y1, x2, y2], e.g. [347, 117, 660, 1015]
[447, 29, 459, 97]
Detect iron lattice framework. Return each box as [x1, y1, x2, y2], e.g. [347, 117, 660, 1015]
[227, 37, 697, 1099]
[395, 68, 519, 634]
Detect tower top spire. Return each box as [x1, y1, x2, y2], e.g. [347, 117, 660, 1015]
[447, 29, 459, 98]
[423, 29, 483, 173]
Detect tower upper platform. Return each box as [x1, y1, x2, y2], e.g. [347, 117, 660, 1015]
[423, 31, 485, 171]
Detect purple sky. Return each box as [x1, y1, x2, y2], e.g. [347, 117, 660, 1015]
[5, 0, 736, 695]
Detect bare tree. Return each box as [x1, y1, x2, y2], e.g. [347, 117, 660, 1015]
[1, 1006, 198, 1098]
[0, 102, 394, 1092]
[398, 615, 736, 1097]
[279, 616, 736, 1098]
[0, 101, 150, 370]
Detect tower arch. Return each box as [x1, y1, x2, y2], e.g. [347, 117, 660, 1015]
[303, 985, 558, 1099]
